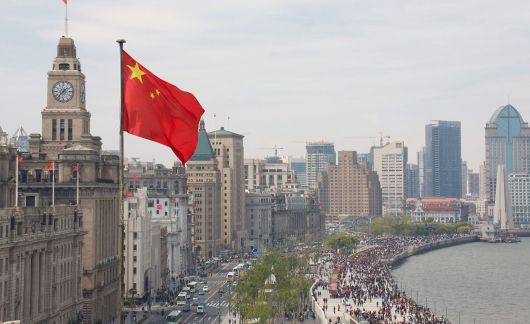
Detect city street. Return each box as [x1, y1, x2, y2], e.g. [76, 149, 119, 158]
[123, 261, 238, 324]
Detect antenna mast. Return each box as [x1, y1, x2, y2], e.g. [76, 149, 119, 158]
[63, 0, 69, 37]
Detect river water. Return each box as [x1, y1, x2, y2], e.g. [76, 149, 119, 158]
[391, 237, 530, 324]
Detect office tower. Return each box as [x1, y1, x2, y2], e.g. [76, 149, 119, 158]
[418, 148, 426, 197]
[467, 171, 480, 197]
[406, 163, 419, 198]
[461, 161, 468, 198]
[188, 121, 221, 258]
[317, 151, 382, 222]
[306, 142, 336, 189]
[286, 157, 307, 188]
[508, 173, 530, 225]
[424, 121, 462, 198]
[485, 104, 530, 202]
[18, 37, 120, 322]
[356, 152, 372, 169]
[208, 126, 245, 251]
[372, 142, 407, 216]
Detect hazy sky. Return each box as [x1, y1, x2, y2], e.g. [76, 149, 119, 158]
[2, 0, 530, 171]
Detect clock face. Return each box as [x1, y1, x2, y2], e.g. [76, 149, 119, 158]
[80, 83, 86, 104]
[52, 81, 74, 103]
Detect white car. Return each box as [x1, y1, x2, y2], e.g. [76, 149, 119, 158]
[202, 285, 209, 292]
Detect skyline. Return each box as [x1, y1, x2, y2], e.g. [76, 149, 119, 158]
[3, 1, 530, 170]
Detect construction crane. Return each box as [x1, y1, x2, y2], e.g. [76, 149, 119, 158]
[258, 145, 285, 157]
[379, 133, 391, 146]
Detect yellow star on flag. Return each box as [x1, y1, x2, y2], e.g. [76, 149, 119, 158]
[155, 89, 161, 96]
[127, 63, 146, 84]
[150, 92, 155, 99]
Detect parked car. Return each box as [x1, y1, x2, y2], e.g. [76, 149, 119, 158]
[202, 285, 209, 292]
[181, 303, 191, 312]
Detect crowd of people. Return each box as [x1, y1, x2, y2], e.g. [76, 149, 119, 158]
[314, 234, 471, 324]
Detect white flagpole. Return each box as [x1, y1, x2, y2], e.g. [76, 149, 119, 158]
[76, 163, 79, 205]
[65, 1, 69, 37]
[15, 154, 18, 208]
[52, 161, 55, 209]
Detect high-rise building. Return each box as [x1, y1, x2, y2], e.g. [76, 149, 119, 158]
[188, 121, 221, 258]
[317, 151, 382, 222]
[424, 121, 462, 198]
[485, 104, 530, 202]
[406, 163, 419, 198]
[306, 142, 336, 189]
[372, 142, 407, 216]
[508, 173, 530, 226]
[18, 36, 120, 323]
[208, 127, 245, 251]
[356, 153, 372, 169]
[418, 148, 426, 197]
[285, 156, 307, 188]
[0, 133, 85, 323]
[467, 171, 480, 197]
[461, 161, 468, 198]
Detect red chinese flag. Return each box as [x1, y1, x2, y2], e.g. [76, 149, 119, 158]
[72, 164, 79, 172]
[156, 204, 162, 209]
[172, 196, 177, 203]
[131, 174, 140, 181]
[121, 50, 204, 164]
[47, 162, 54, 171]
[62, 0, 67, 4]
[17, 156, 24, 166]
[126, 191, 133, 197]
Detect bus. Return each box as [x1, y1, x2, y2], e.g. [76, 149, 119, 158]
[166, 310, 184, 324]
[187, 281, 198, 293]
[176, 292, 187, 306]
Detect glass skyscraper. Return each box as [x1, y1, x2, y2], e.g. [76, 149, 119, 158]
[485, 104, 530, 202]
[306, 142, 336, 188]
[424, 121, 462, 198]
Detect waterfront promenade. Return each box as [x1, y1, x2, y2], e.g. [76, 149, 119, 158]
[313, 234, 475, 324]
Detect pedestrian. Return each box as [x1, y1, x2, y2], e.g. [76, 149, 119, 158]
[333, 306, 335, 314]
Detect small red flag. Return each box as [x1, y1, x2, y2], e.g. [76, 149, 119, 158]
[62, 0, 67, 4]
[121, 50, 204, 164]
[72, 164, 79, 172]
[131, 174, 140, 181]
[17, 156, 24, 166]
[172, 196, 177, 203]
[156, 204, 162, 209]
[47, 162, 55, 171]
[126, 191, 133, 197]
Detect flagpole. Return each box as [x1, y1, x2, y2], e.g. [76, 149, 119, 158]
[15, 153, 18, 208]
[52, 161, 55, 210]
[76, 163, 79, 205]
[65, 0, 68, 37]
[117, 38, 126, 320]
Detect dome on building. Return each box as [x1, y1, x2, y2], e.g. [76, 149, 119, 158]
[489, 104, 524, 124]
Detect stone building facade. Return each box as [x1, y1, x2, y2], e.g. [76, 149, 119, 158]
[17, 37, 120, 323]
[0, 131, 85, 323]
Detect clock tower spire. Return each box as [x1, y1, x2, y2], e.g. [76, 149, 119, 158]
[41, 36, 97, 157]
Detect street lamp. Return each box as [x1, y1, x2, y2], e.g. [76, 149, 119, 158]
[218, 290, 224, 324]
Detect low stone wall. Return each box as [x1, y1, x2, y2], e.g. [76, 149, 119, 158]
[392, 235, 478, 267]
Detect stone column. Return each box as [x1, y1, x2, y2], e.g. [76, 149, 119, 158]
[23, 253, 32, 319]
[39, 251, 45, 313]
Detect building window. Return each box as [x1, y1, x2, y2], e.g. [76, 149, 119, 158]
[60, 119, 65, 140]
[52, 119, 57, 140]
[58, 63, 70, 70]
[67, 119, 73, 141]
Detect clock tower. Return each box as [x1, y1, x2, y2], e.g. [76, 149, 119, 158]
[41, 36, 98, 159]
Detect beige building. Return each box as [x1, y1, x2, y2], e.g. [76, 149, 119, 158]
[187, 121, 221, 258]
[372, 142, 407, 216]
[245, 193, 272, 251]
[317, 151, 382, 222]
[244, 158, 297, 192]
[208, 127, 246, 251]
[123, 188, 161, 301]
[0, 132, 86, 323]
[18, 37, 120, 323]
